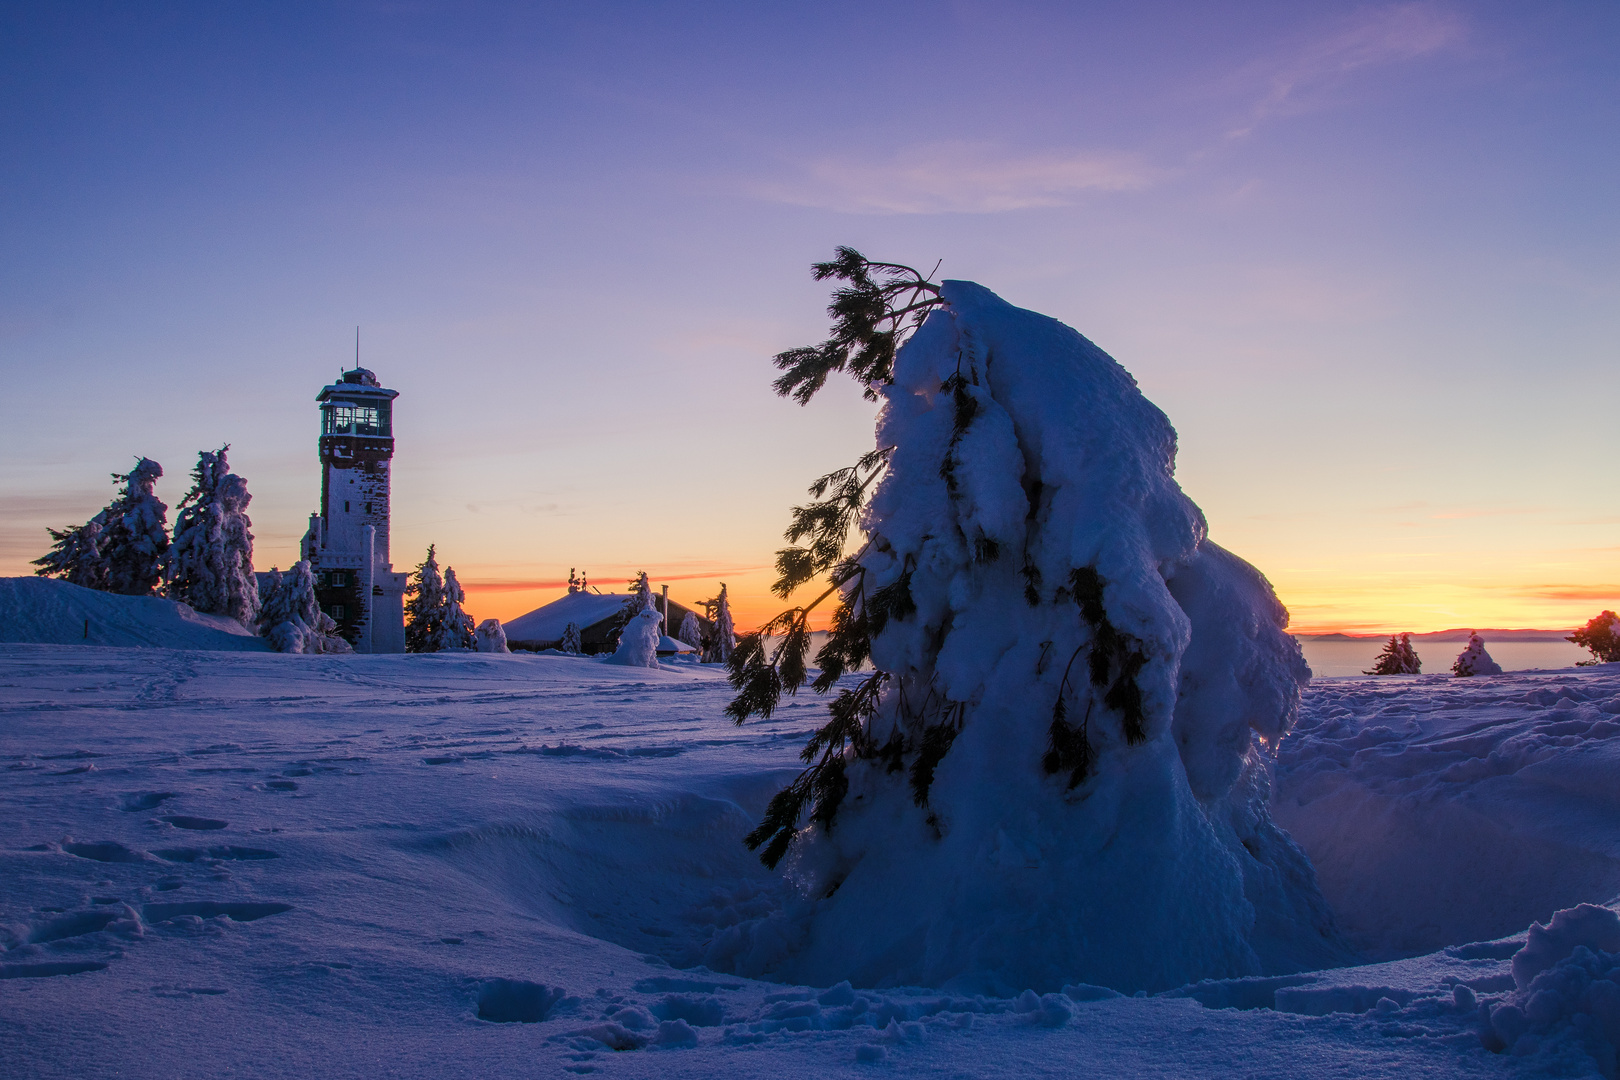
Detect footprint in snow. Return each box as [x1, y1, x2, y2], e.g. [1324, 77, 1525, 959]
[163, 815, 228, 831]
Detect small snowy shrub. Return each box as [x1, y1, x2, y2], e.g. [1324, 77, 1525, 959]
[35, 457, 170, 596]
[257, 561, 352, 654]
[1365, 633, 1421, 675]
[167, 446, 258, 628]
[1570, 612, 1620, 665]
[475, 619, 509, 653]
[560, 622, 583, 655]
[722, 249, 1337, 993]
[1452, 632, 1503, 677]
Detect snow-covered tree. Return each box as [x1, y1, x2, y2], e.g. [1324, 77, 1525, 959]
[1570, 611, 1620, 665]
[1366, 633, 1421, 675]
[567, 568, 582, 595]
[1451, 632, 1503, 677]
[33, 457, 169, 596]
[701, 583, 735, 664]
[404, 545, 445, 653]
[720, 250, 1337, 993]
[429, 567, 476, 652]
[167, 447, 258, 628]
[624, 571, 653, 618]
[257, 562, 352, 654]
[33, 520, 107, 591]
[677, 610, 704, 650]
[559, 622, 583, 655]
[606, 588, 660, 667]
[475, 619, 509, 653]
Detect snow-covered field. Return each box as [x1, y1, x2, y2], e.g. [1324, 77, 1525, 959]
[4, 644, 1619, 1078]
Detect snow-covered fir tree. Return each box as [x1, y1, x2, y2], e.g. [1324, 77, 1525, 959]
[1569, 611, 1620, 665]
[33, 457, 169, 596]
[559, 622, 583, 655]
[701, 583, 735, 664]
[430, 567, 476, 652]
[167, 447, 258, 627]
[718, 249, 1340, 993]
[1366, 633, 1421, 675]
[567, 568, 583, 594]
[624, 571, 653, 618]
[257, 562, 352, 654]
[677, 610, 704, 650]
[32, 520, 107, 591]
[606, 587, 660, 667]
[404, 546, 446, 653]
[1451, 632, 1503, 677]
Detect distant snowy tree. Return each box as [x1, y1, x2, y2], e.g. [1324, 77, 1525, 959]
[1569, 611, 1620, 665]
[559, 622, 583, 655]
[33, 520, 108, 591]
[1365, 633, 1422, 675]
[33, 457, 169, 596]
[257, 562, 352, 654]
[167, 446, 258, 627]
[606, 589, 660, 668]
[567, 568, 582, 595]
[475, 619, 509, 653]
[677, 610, 704, 650]
[701, 584, 735, 664]
[430, 567, 476, 652]
[717, 249, 1337, 993]
[624, 571, 653, 618]
[1451, 632, 1503, 677]
[404, 545, 446, 653]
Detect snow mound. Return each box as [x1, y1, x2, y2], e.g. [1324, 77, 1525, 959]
[1275, 668, 1620, 958]
[747, 281, 1340, 994]
[605, 604, 662, 668]
[1481, 905, 1620, 1074]
[0, 577, 268, 651]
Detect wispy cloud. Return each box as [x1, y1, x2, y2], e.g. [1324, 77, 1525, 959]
[748, 142, 1161, 215]
[1231, 2, 1466, 135]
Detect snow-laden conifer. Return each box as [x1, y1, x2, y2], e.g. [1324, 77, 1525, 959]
[1569, 611, 1620, 665]
[475, 619, 509, 653]
[430, 567, 476, 652]
[559, 622, 583, 655]
[1366, 633, 1421, 675]
[701, 584, 735, 664]
[719, 249, 1339, 993]
[1451, 632, 1503, 677]
[167, 447, 258, 627]
[404, 546, 446, 653]
[624, 571, 653, 619]
[677, 610, 704, 650]
[33, 520, 108, 591]
[606, 589, 661, 668]
[257, 562, 352, 654]
[33, 457, 169, 596]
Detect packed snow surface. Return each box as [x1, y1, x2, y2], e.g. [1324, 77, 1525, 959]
[4, 645, 1619, 1077]
[0, 578, 266, 651]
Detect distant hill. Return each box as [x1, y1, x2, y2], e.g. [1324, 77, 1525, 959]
[1293, 628, 1574, 643]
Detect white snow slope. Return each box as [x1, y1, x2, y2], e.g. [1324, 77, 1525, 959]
[2, 645, 1618, 1078]
[0, 578, 267, 651]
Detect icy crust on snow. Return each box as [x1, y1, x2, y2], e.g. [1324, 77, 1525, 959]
[751, 282, 1329, 995]
[1275, 666, 1620, 959]
[0, 576, 267, 651]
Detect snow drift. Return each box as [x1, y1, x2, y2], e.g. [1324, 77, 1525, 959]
[732, 281, 1342, 994]
[0, 577, 268, 651]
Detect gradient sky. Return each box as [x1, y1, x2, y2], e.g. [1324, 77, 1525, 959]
[2, 1, 1616, 634]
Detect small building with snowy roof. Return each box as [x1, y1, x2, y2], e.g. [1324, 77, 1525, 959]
[502, 589, 709, 655]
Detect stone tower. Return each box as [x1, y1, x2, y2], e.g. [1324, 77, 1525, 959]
[300, 367, 407, 653]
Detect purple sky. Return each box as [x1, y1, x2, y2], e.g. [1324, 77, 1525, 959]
[2, 1, 1616, 630]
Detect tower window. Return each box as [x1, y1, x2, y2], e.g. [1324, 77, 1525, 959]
[329, 604, 346, 620]
[330, 571, 347, 587]
[344, 500, 350, 512]
[365, 502, 371, 514]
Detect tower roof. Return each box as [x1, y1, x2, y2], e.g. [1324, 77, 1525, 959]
[317, 367, 398, 402]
